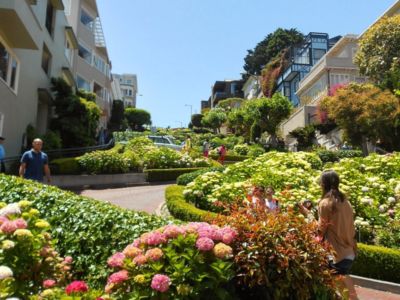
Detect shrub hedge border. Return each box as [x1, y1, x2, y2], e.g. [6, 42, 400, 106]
[165, 185, 216, 221]
[145, 168, 207, 182]
[209, 154, 249, 162]
[166, 185, 400, 283]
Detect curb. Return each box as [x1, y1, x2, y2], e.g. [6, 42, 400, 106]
[351, 275, 400, 295]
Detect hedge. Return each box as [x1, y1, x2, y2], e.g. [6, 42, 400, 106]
[352, 243, 400, 283]
[0, 174, 169, 287]
[165, 185, 217, 221]
[145, 167, 206, 182]
[316, 150, 363, 163]
[210, 154, 249, 162]
[50, 157, 81, 174]
[176, 166, 225, 186]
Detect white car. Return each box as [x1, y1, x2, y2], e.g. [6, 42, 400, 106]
[148, 136, 183, 151]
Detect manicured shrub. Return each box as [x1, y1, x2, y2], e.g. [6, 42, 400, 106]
[146, 168, 205, 182]
[0, 174, 169, 287]
[176, 166, 225, 186]
[209, 154, 249, 162]
[50, 157, 81, 174]
[316, 149, 363, 163]
[78, 149, 130, 174]
[165, 185, 216, 221]
[352, 243, 400, 283]
[104, 223, 236, 298]
[374, 220, 400, 250]
[247, 144, 265, 157]
[233, 144, 249, 156]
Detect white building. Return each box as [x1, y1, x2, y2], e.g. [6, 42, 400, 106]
[112, 73, 138, 107]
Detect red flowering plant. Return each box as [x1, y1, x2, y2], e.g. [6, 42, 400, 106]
[212, 205, 344, 300]
[103, 223, 237, 299]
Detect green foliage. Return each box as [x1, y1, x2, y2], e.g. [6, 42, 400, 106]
[0, 201, 71, 298]
[352, 243, 400, 283]
[191, 114, 204, 128]
[165, 185, 216, 221]
[50, 157, 80, 174]
[201, 108, 227, 133]
[316, 149, 363, 163]
[209, 154, 249, 162]
[289, 125, 316, 150]
[243, 28, 304, 78]
[216, 98, 244, 110]
[374, 220, 400, 250]
[108, 100, 127, 131]
[176, 167, 225, 186]
[146, 168, 205, 182]
[0, 174, 169, 287]
[248, 144, 265, 157]
[124, 108, 151, 129]
[24, 126, 62, 151]
[355, 15, 400, 91]
[50, 78, 101, 148]
[250, 122, 261, 142]
[233, 144, 249, 156]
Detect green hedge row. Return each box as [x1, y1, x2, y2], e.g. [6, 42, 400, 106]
[145, 168, 206, 182]
[209, 154, 249, 162]
[316, 149, 363, 163]
[0, 174, 169, 287]
[165, 185, 216, 221]
[176, 166, 225, 186]
[352, 243, 400, 283]
[50, 157, 81, 174]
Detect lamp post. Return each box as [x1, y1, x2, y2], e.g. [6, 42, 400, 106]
[185, 104, 193, 126]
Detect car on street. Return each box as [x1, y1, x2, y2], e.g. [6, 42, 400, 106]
[147, 135, 183, 151]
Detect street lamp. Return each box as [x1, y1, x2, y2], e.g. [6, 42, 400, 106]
[184, 104, 193, 125]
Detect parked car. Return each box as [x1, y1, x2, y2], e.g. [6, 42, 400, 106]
[147, 135, 183, 151]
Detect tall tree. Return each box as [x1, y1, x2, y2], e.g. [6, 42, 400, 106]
[124, 108, 151, 130]
[355, 15, 400, 91]
[108, 100, 127, 131]
[320, 83, 400, 154]
[191, 114, 204, 128]
[201, 108, 227, 133]
[243, 28, 304, 78]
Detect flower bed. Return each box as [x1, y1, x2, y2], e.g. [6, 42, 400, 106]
[0, 174, 170, 287]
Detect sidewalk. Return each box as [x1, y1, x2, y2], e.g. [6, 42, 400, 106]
[356, 286, 400, 300]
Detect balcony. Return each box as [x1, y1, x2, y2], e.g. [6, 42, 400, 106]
[0, 0, 39, 49]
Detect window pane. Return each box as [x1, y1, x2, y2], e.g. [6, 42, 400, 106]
[80, 9, 94, 30]
[77, 76, 90, 91]
[10, 58, 17, 89]
[0, 42, 9, 82]
[78, 44, 92, 64]
[45, 3, 54, 35]
[41, 44, 51, 75]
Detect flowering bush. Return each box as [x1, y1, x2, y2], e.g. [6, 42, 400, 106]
[78, 149, 136, 174]
[0, 201, 72, 298]
[212, 206, 343, 299]
[104, 223, 236, 299]
[233, 144, 249, 156]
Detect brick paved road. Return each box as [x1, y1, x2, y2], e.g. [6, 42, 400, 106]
[79, 184, 169, 214]
[356, 286, 400, 300]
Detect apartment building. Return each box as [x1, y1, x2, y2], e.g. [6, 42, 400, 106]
[63, 0, 112, 128]
[210, 80, 244, 108]
[112, 73, 138, 107]
[0, 0, 77, 157]
[242, 75, 262, 100]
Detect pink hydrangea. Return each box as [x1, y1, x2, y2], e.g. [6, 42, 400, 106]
[151, 274, 170, 293]
[145, 248, 163, 261]
[43, 279, 56, 288]
[133, 254, 147, 266]
[14, 218, 28, 229]
[63, 256, 73, 264]
[146, 231, 167, 246]
[65, 280, 88, 295]
[132, 238, 141, 247]
[0, 221, 17, 234]
[220, 227, 237, 244]
[197, 226, 221, 241]
[163, 225, 185, 238]
[123, 244, 142, 258]
[107, 270, 129, 284]
[196, 237, 214, 251]
[0, 216, 8, 225]
[107, 252, 125, 268]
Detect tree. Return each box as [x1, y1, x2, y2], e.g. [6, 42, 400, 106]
[50, 78, 101, 147]
[320, 83, 400, 154]
[243, 28, 304, 78]
[355, 15, 400, 91]
[191, 114, 204, 128]
[124, 108, 151, 130]
[201, 108, 227, 133]
[289, 125, 316, 150]
[108, 100, 127, 131]
[216, 98, 244, 110]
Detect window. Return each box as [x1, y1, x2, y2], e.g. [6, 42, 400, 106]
[0, 40, 19, 91]
[93, 55, 105, 73]
[313, 49, 326, 64]
[41, 44, 52, 75]
[128, 89, 132, 96]
[64, 38, 73, 65]
[0, 113, 4, 136]
[45, 2, 55, 36]
[78, 43, 92, 64]
[77, 75, 90, 91]
[126, 79, 132, 84]
[330, 73, 350, 86]
[80, 9, 94, 31]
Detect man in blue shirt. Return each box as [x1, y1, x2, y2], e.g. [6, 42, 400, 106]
[0, 137, 5, 173]
[19, 138, 51, 183]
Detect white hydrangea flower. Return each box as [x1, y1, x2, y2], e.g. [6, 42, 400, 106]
[388, 197, 396, 204]
[0, 266, 13, 279]
[361, 187, 369, 192]
[0, 203, 21, 217]
[379, 205, 387, 213]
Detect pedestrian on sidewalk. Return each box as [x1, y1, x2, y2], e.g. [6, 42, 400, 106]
[19, 138, 51, 183]
[317, 170, 358, 300]
[0, 137, 5, 173]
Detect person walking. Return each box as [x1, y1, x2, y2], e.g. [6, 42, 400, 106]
[217, 144, 227, 165]
[202, 140, 210, 158]
[318, 170, 358, 300]
[264, 186, 279, 213]
[0, 137, 5, 173]
[19, 138, 51, 183]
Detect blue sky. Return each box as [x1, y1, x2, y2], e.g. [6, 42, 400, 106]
[97, 0, 395, 128]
